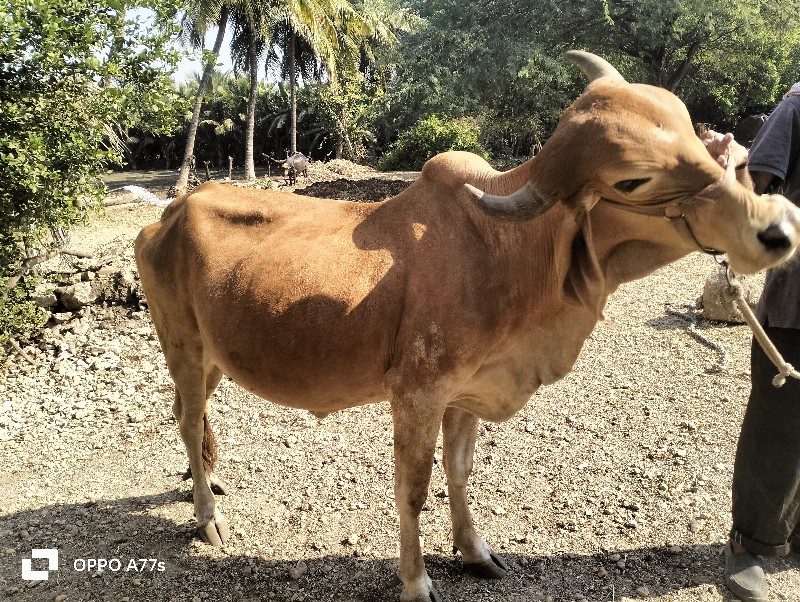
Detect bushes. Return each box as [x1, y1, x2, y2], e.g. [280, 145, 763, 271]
[0, 282, 46, 348]
[1, 0, 181, 351]
[377, 115, 489, 171]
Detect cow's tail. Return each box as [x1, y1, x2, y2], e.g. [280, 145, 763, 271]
[202, 413, 218, 475]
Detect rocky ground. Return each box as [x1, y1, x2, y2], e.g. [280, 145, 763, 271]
[1, 169, 799, 602]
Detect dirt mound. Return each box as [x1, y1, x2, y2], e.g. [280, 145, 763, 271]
[298, 177, 412, 202]
[306, 159, 377, 180]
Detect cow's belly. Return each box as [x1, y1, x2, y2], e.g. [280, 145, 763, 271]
[196, 283, 398, 411]
[188, 219, 402, 410]
[199, 303, 394, 410]
[222, 358, 389, 412]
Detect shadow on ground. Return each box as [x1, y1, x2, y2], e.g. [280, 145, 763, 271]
[3, 491, 790, 602]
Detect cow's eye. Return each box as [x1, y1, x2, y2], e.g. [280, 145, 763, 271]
[614, 178, 651, 193]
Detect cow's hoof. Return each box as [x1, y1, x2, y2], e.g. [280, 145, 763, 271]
[209, 474, 230, 496]
[399, 586, 442, 602]
[386, 573, 402, 588]
[428, 585, 443, 602]
[396, 574, 442, 602]
[197, 514, 230, 546]
[182, 468, 230, 495]
[462, 551, 508, 579]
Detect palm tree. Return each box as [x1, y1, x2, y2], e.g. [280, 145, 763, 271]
[222, 0, 350, 180]
[229, 1, 270, 180]
[328, 0, 416, 158]
[266, 0, 368, 155]
[175, 1, 231, 195]
[178, 0, 399, 184]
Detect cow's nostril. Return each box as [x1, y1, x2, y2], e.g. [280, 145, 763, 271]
[758, 223, 792, 250]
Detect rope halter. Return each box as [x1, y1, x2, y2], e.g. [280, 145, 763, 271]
[600, 153, 738, 256]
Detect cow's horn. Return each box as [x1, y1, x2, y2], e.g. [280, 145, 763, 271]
[465, 182, 556, 222]
[565, 50, 624, 82]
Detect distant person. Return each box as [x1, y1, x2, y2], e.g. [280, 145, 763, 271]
[723, 83, 800, 602]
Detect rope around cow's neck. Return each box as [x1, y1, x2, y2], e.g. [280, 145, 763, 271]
[717, 257, 800, 387]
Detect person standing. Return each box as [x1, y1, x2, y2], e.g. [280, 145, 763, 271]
[724, 83, 800, 602]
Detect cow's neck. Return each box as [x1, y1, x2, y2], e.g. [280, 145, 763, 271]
[478, 157, 695, 298]
[589, 202, 696, 291]
[464, 160, 697, 397]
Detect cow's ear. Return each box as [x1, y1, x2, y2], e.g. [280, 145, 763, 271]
[558, 210, 605, 314]
[560, 183, 603, 214]
[523, 130, 600, 216]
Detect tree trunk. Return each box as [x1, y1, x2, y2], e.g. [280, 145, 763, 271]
[159, 136, 174, 170]
[244, 34, 258, 181]
[175, 7, 229, 195]
[335, 133, 343, 159]
[668, 40, 702, 93]
[289, 30, 297, 155]
[338, 109, 356, 160]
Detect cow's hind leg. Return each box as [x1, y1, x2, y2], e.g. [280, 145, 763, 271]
[391, 397, 446, 602]
[178, 367, 230, 495]
[172, 362, 230, 545]
[442, 408, 508, 579]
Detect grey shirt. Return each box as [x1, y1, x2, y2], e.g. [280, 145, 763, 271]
[750, 95, 800, 328]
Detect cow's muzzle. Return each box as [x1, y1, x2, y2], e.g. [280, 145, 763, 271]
[758, 222, 794, 251]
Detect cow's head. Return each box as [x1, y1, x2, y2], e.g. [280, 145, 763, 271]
[467, 50, 800, 275]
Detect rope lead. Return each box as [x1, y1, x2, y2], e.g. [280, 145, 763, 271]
[721, 260, 800, 387]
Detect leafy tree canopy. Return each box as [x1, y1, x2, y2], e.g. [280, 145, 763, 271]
[380, 0, 800, 156]
[377, 114, 488, 170]
[560, 0, 800, 122]
[0, 0, 185, 345]
[379, 0, 584, 156]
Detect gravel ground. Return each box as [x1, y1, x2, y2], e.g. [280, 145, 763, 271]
[1, 178, 799, 602]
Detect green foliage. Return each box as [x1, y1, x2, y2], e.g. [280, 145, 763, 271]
[1, 0, 118, 320]
[543, 0, 800, 126]
[0, 283, 47, 348]
[377, 0, 582, 156]
[377, 0, 800, 152]
[290, 1, 416, 162]
[377, 115, 488, 171]
[304, 78, 377, 161]
[0, 0, 183, 343]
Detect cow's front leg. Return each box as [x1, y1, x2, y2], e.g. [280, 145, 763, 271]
[442, 408, 508, 579]
[392, 398, 446, 602]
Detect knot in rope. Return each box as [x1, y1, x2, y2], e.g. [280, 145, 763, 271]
[722, 281, 743, 304]
[773, 363, 797, 388]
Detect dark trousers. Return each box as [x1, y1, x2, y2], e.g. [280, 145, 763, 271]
[731, 327, 800, 556]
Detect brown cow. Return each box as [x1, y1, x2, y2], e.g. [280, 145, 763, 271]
[135, 52, 800, 602]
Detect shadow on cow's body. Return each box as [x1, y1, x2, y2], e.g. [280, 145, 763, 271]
[134, 52, 800, 602]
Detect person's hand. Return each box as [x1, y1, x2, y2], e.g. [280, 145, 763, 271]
[700, 129, 754, 190]
[701, 130, 748, 169]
